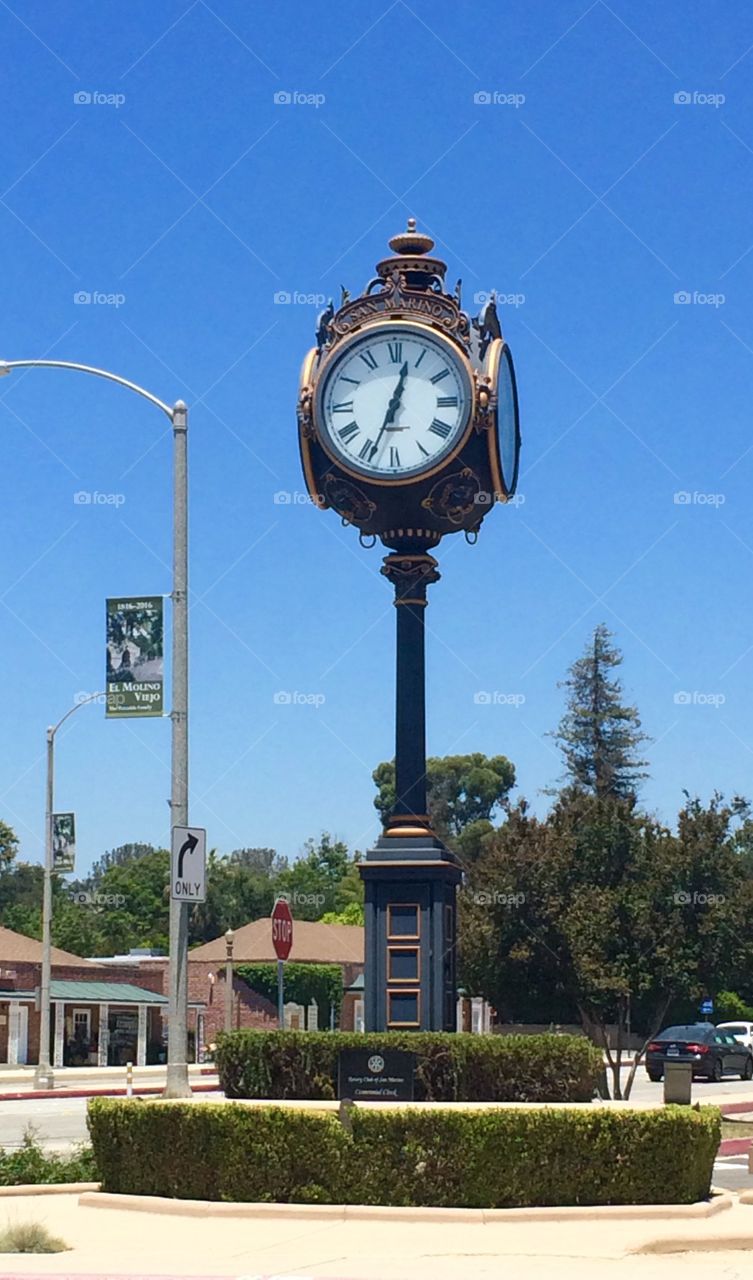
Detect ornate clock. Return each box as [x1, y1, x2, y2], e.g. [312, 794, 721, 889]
[297, 221, 521, 1033]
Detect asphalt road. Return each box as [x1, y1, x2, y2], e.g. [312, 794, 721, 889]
[0, 1092, 225, 1151]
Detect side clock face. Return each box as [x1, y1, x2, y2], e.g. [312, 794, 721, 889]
[315, 324, 473, 481]
[497, 343, 521, 496]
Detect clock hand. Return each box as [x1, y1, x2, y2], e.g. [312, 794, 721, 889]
[370, 361, 409, 460]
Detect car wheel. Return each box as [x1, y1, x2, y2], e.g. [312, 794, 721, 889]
[741, 1058, 753, 1081]
[647, 1071, 662, 1082]
[711, 1058, 723, 1082]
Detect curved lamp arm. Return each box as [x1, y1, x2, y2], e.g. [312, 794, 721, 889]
[0, 358, 179, 421]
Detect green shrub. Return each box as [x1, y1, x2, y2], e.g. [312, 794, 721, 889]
[214, 1030, 602, 1103]
[0, 1130, 97, 1187]
[87, 1098, 720, 1208]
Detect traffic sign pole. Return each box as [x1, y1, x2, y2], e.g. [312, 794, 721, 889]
[271, 897, 293, 1030]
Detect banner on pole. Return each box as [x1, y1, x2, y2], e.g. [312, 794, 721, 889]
[52, 812, 76, 873]
[106, 596, 164, 717]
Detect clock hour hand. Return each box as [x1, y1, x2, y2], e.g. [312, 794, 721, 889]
[370, 361, 409, 461]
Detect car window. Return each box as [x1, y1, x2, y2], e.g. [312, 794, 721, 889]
[722, 1025, 747, 1036]
[658, 1026, 693, 1040]
[715, 1033, 737, 1047]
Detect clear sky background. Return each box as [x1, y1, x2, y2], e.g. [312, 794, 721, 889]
[2, 1, 753, 874]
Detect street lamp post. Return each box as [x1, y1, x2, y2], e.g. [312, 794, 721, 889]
[36, 691, 104, 1088]
[224, 928, 234, 1034]
[0, 359, 192, 1097]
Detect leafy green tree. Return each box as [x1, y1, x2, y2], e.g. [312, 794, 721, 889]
[460, 789, 753, 1099]
[277, 833, 354, 920]
[552, 624, 649, 799]
[373, 753, 515, 850]
[79, 843, 159, 890]
[189, 849, 282, 943]
[320, 901, 364, 926]
[0, 820, 18, 870]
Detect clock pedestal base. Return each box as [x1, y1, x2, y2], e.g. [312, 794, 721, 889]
[361, 834, 462, 1033]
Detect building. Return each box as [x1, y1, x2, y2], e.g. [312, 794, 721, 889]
[0, 925, 192, 1067]
[187, 918, 365, 1043]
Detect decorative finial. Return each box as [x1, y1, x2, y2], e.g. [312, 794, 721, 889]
[388, 219, 435, 257]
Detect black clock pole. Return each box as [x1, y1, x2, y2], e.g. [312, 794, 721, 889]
[298, 219, 520, 1034]
[381, 552, 439, 836]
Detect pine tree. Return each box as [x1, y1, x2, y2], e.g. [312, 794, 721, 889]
[552, 624, 649, 799]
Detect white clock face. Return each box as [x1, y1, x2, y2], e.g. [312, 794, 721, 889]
[316, 325, 472, 480]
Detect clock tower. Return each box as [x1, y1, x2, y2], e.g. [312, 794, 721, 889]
[298, 220, 520, 1031]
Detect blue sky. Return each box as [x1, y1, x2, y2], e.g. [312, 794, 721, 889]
[2, 1, 753, 873]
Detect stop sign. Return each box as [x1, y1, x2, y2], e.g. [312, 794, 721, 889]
[271, 897, 293, 961]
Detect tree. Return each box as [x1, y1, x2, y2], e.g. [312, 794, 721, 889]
[552, 624, 649, 799]
[460, 789, 753, 1099]
[189, 849, 282, 943]
[277, 833, 355, 921]
[373, 753, 515, 851]
[0, 820, 18, 870]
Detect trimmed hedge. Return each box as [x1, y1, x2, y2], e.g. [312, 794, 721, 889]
[214, 1030, 602, 1103]
[87, 1099, 720, 1207]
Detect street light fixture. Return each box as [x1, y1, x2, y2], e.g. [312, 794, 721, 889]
[224, 928, 235, 1035]
[0, 358, 192, 1098]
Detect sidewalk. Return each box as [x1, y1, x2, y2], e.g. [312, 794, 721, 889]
[0, 1064, 219, 1101]
[1, 1189, 753, 1278]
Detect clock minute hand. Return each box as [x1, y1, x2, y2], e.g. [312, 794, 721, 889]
[370, 361, 409, 460]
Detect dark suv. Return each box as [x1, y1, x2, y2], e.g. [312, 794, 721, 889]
[645, 1023, 753, 1082]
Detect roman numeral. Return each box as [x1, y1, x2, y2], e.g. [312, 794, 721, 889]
[358, 438, 375, 460]
[338, 421, 359, 443]
[417, 442, 429, 457]
[332, 400, 354, 412]
[414, 349, 427, 368]
[360, 349, 378, 370]
[429, 418, 452, 438]
[437, 395, 458, 408]
[340, 376, 360, 386]
[430, 368, 450, 385]
[389, 447, 401, 468]
[388, 341, 403, 363]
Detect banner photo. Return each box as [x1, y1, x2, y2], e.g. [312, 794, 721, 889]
[52, 813, 76, 873]
[106, 596, 164, 717]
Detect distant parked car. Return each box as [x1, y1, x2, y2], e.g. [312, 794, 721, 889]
[717, 1021, 753, 1051]
[645, 1023, 753, 1082]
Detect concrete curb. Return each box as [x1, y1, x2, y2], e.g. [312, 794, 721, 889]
[77, 1190, 735, 1224]
[0, 1080, 219, 1103]
[0, 1182, 99, 1197]
[719, 1137, 752, 1155]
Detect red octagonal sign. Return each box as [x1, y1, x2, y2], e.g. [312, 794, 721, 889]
[271, 897, 294, 961]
